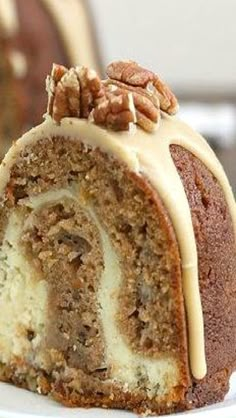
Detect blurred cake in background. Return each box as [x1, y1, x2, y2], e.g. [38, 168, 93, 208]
[0, 0, 101, 158]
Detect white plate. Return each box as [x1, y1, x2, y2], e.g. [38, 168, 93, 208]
[0, 372, 235, 418]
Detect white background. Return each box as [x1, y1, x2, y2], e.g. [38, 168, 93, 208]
[90, 0, 236, 97]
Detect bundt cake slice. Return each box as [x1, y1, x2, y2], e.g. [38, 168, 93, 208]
[0, 0, 101, 159]
[0, 61, 235, 415]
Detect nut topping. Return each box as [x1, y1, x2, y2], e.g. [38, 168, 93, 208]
[92, 92, 136, 131]
[75, 66, 104, 118]
[104, 79, 160, 132]
[106, 60, 178, 115]
[107, 60, 155, 87]
[46, 65, 104, 123]
[46, 60, 179, 133]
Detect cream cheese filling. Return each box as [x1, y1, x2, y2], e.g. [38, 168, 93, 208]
[25, 187, 179, 395]
[91, 207, 179, 395]
[0, 211, 47, 365]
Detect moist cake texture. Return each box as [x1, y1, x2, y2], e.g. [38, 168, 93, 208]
[0, 60, 235, 415]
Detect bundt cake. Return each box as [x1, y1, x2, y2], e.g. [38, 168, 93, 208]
[0, 60, 235, 416]
[0, 0, 101, 159]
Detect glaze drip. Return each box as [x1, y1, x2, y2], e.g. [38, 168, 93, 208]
[41, 0, 101, 72]
[0, 0, 18, 37]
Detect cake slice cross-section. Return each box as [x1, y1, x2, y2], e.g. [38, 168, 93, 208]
[0, 60, 235, 415]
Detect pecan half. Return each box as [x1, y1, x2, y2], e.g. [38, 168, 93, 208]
[46, 65, 104, 123]
[75, 66, 105, 118]
[92, 91, 136, 131]
[46, 64, 67, 117]
[104, 80, 160, 132]
[51, 63, 67, 83]
[107, 60, 155, 88]
[106, 60, 178, 115]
